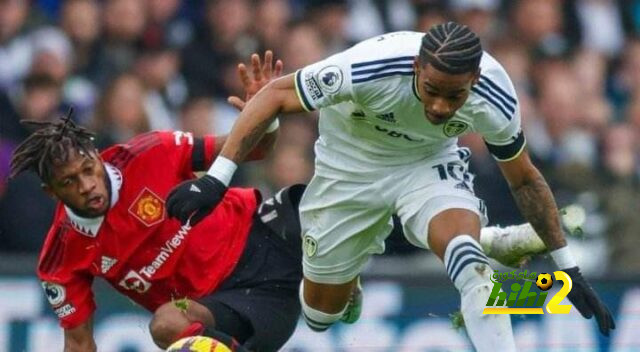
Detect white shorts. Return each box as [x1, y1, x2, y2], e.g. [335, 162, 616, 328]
[299, 148, 488, 284]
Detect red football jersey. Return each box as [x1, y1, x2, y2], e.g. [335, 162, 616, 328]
[37, 131, 258, 329]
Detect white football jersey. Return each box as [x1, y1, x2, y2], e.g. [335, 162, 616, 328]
[294, 31, 525, 180]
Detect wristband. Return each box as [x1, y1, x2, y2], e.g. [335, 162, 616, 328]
[265, 118, 280, 133]
[550, 246, 577, 269]
[207, 156, 237, 186]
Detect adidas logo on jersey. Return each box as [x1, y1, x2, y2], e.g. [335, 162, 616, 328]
[101, 256, 117, 273]
[375, 112, 396, 123]
[190, 184, 201, 193]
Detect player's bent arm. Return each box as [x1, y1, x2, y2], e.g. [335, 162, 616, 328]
[497, 150, 567, 250]
[64, 317, 96, 352]
[219, 73, 305, 163]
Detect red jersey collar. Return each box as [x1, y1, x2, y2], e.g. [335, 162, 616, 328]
[64, 163, 123, 237]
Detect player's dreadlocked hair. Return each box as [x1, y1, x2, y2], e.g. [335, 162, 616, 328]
[419, 21, 483, 74]
[10, 109, 97, 184]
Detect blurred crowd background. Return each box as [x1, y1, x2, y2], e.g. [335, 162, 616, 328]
[1, 0, 640, 277]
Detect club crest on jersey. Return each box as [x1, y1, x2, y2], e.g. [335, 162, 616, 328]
[128, 188, 165, 227]
[443, 120, 469, 137]
[42, 282, 66, 307]
[303, 236, 317, 257]
[317, 65, 343, 94]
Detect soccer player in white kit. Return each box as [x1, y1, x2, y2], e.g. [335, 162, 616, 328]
[167, 22, 615, 350]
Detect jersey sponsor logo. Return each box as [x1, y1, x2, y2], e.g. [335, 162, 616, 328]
[303, 236, 317, 257]
[119, 270, 152, 293]
[42, 282, 66, 307]
[128, 188, 165, 227]
[374, 125, 423, 142]
[303, 71, 324, 101]
[443, 120, 469, 137]
[54, 303, 76, 318]
[139, 223, 192, 279]
[317, 65, 344, 94]
[101, 256, 117, 274]
[118, 223, 193, 293]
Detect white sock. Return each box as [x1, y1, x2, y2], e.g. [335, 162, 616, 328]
[444, 235, 516, 352]
[299, 281, 346, 332]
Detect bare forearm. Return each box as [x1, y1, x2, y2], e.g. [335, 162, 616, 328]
[219, 94, 279, 162]
[510, 171, 566, 250]
[218, 74, 302, 163]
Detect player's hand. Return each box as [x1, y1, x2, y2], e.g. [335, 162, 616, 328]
[166, 175, 227, 226]
[228, 50, 283, 111]
[563, 266, 615, 336]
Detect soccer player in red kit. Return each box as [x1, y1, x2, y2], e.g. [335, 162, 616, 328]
[9, 53, 304, 352]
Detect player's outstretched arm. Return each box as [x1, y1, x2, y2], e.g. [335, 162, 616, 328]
[167, 71, 304, 225]
[225, 50, 284, 161]
[64, 317, 96, 352]
[498, 150, 615, 337]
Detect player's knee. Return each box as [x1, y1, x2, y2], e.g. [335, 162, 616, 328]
[299, 278, 352, 331]
[149, 303, 192, 349]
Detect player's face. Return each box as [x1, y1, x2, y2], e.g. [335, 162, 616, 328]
[414, 60, 479, 125]
[45, 150, 110, 218]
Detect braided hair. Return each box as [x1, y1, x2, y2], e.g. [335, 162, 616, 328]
[419, 21, 483, 74]
[10, 110, 97, 184]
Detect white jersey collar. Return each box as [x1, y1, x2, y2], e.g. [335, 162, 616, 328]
[64, 163, 122, 237]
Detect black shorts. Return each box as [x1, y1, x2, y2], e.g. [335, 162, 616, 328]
[198, 185, 305, 352]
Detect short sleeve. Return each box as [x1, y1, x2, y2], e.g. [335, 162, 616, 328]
[40, 277, 95, 329]
[294, 51, 353, 111]
[474, 72, 526, 162]
[143, 131, 216, 176]
[38, 223, 95, 329]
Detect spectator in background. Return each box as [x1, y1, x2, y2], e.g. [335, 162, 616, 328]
[594, 124, 640, 274]
[91, 73, 150, 148]
[145, 0, 193, 50]
[0, 74, 62, 254]
[253, 0, 291, 54]
[95, 0, 147, 86]
[575, 0, 624, 57]
[510, 0, 566, 51]
[134, 30, 188, 130]
[0, 0, 33, 90]
[0, 73, 65, 142]
[29, 27, 72, 84]
[179, 97, 215, 138]
[450, 0, 500, 43]
[305, 0, 351, 54]
[612, 38, 640, 108]
[281, 21, 326, 72]
[59, 0, 102, 119]
[182, 0, 254, 97]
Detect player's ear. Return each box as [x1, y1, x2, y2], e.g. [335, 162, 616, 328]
[471, 69, 481, 85]
[413, 56, 421, 75]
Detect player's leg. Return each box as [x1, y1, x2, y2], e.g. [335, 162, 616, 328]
[196, 208, 303, 352]
[149, 299, 249, 351]
[395, 149, 515, 351]
[480, 223, 546, 267]
[298, 175, 391, 331]
[427, 208, 516, 351]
